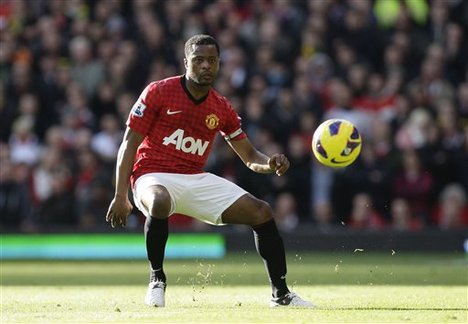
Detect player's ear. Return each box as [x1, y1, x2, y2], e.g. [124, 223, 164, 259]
[183, 58, 188, 69]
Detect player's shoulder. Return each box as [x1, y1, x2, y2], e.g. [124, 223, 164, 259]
[209, 88, 231, 107]
[156, 75, 182, 87]
[146, 75, 182, 93]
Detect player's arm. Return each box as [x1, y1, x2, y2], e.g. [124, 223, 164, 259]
[106, 128, 144, 227]
[228, 137, 290, 176]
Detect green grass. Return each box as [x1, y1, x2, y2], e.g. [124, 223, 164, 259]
[1, 252, 467, 323]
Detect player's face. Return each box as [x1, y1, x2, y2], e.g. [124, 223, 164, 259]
[184, 44, 219, 86]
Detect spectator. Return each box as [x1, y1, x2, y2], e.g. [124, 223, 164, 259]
[269, 87, 301, 146]
[242, 95, 268, 147]
[348, 192, 386, 230]
[443, 23, 466, 84]
[61, 82, 95, 130]
[274, 192, 300, 233]
[31, 149, 74, 229]
[37, 170, 76, 228]
[17, 94, 41, 136]
[90, 113, 123, 165]
[8, 116, 41, 166]
[92, 81, 117, 120]
[392, 149, 434, 223]
[435, 98, 465, 151]
[0, 158, 34, 230]
[406, 55, 455, 107]
[283, 134, 313, 220]
[68, 36, 105, 97]
[432, 183, 468, 230]
[31, 147, 68, 206]
[395, 108, 433, 151]
[75, 149, 101, 228]
[6, 60, 36, 108]
[390, 198, 423, 231]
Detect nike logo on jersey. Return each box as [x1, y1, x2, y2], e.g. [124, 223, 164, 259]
[167, 109, 183, 115]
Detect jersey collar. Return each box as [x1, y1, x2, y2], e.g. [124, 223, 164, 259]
[180, 75, 210, 105]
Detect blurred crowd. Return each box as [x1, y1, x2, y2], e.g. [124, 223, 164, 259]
[1, 0, 467, 233]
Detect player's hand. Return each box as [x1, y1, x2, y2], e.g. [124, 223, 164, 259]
[268, 153, 290, 176]
[106, 195, 132, 228]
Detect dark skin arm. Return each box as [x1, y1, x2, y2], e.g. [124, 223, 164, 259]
[228, 137, 290, 176]
[105, 128, 144, 228]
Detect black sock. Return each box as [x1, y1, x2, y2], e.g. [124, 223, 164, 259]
[252, 219, 289, 298]
[149, 268, 166, 283]
[144, 217, 168, 283]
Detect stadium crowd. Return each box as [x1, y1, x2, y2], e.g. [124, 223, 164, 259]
[1, 0, 467, 233]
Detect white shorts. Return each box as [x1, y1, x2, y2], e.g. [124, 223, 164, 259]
[133, 172, 248, 225]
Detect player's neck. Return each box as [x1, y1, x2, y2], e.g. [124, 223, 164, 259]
[184, 76, 211, 100]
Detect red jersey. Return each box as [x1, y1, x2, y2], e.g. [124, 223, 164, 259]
[127, 75, 246, 185]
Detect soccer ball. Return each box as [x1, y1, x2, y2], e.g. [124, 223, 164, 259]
[312, 119, 362, 167]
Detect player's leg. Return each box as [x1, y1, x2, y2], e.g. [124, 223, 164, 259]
[173, 173, 313, 307]
[221, 195, 288, 295]
[139, 184, 172, 307]
[221, 195, 314, 308]
[141, 184, 171, 279]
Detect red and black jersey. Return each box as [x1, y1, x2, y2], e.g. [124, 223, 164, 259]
[127, 75, 246, 185]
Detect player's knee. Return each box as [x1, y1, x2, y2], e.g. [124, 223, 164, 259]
[147, 187, 171, 220]
[149, 196, 171, 219]
[251, 200, 273, 226]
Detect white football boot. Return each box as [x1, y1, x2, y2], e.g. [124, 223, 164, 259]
[144, 281, 166, 307]
[270, 292, 315, 308]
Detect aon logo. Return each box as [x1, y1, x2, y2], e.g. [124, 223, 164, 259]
[162, 129, 209, 156]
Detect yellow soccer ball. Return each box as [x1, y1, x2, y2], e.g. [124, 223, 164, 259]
[312, 119, 362, 167]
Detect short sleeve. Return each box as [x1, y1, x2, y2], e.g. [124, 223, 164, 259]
[220, 101, 247, 141]
[126, 82, 159, 136]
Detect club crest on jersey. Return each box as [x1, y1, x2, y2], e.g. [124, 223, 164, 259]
[132, 101, 146, 117]
[205, 113, 219, 130]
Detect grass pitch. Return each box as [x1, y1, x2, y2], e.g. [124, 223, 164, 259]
[1, 252, 467, 323]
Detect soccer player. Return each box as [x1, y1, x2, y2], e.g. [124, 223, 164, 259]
[105, 34, 313, 308]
